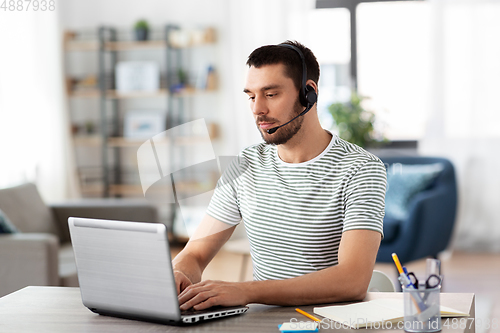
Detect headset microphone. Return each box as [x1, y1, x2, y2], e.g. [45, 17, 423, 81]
[266, 43, 317, 135]
[266, 104, 313, 134]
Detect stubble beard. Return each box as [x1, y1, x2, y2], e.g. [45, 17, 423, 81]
[257, 99, 305, 146]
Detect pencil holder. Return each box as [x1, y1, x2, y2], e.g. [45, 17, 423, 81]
[403, 285, 441, 332]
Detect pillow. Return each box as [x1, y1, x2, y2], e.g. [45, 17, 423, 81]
[385, 163, 444, 220]
[0, 209, 19, 234]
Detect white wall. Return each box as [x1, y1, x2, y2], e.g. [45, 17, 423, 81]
[59, 0, 228, 29]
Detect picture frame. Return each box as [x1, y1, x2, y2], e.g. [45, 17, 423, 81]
[115, 61, 160, 93]
[123, 110, 166, 139]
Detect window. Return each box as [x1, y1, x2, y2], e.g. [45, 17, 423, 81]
[357, 2, 431, 140]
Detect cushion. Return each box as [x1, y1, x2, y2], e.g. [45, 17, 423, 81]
[385, 163, 444, 220]
[0, 209, 19, 234]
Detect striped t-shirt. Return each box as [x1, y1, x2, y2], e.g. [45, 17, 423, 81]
[206, 133, 386, 281]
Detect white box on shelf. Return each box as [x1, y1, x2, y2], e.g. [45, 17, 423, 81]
[115, 61, 160, 93]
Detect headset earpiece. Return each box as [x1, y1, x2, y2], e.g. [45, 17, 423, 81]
[305, 85, 317, 107]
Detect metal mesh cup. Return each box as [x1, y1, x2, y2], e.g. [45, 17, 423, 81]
[403, 285, 441, 332]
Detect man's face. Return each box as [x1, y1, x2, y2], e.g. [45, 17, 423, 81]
[244, 63, 304, 145]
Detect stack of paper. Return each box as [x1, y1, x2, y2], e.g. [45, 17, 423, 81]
[313, 299, 469, 329]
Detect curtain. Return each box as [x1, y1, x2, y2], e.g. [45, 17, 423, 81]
[0, 10, 80, 201]
[420, 0, 500, 251]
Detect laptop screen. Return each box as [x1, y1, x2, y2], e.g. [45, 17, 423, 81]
[69, 217, 180, 322]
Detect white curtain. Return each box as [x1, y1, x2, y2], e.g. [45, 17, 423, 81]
[0, 11, 79, 201]
[420, 0, 500, 251]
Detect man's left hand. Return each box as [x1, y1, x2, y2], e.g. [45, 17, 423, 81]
[178, 280, 249, 310]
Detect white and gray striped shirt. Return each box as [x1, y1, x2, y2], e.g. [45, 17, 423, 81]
[207, 133, 386, 281]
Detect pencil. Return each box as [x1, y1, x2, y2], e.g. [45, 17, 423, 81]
[392, 253, 404, 274]
[295, 308, 321, 322]
[392, 253, 423, 314]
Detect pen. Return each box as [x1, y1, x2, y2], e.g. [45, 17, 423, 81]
[403, 266, 417, 289]
[392, 253, 427, 312]
[295, 308, 321, 322]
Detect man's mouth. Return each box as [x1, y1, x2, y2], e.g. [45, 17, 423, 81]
[258, 122, 275, 129]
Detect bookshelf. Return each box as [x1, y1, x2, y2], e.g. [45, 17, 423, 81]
[64, 25, 219, 198]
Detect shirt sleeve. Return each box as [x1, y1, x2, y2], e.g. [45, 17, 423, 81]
[206, 155, 246, 226]
[342, 158, 387, 238]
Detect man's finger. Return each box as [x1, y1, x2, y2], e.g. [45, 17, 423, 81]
[178, 280, 210, 299]
[178, 285, 210, 305]
[193, 296, 218, 310]
[178, 285, 193, 300]
[179, 290, 216, 310]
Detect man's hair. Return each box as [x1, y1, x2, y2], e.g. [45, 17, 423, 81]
[246, 40, 320, 92]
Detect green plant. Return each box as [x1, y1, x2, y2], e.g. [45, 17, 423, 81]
[328, 92, 386, 148]
[134, 19, 149, 30]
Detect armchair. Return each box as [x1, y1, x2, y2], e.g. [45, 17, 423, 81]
[0, 183, 158, 297]
[376, 157, 458, 264]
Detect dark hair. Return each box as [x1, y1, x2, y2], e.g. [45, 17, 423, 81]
[246, 40, 320, 92]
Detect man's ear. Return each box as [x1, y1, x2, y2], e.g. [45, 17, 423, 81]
[306, 79, 318, 94]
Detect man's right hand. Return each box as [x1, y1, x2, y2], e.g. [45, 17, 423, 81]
[174, 270, 193, 295]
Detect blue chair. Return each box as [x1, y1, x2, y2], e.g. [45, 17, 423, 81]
[376, 156, 458, 264]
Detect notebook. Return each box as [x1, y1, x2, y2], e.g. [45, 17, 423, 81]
[313, 298, 469, 329]
[68, 217, 248, 324]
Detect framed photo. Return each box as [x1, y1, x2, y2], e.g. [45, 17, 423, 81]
[124, 110, 166, 139]
[115, 61, 160, 93]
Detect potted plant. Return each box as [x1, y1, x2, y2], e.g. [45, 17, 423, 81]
[134, 19, 149, 41]
[328, 92, 387, 148]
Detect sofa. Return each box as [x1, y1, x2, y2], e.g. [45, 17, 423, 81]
[0, 183, 158, 297]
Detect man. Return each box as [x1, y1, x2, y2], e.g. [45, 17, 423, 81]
[173, 41, 386, 310]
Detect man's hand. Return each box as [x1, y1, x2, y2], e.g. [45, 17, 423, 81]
[174, 270, 193, 295]
[172, 215, 237, 296]
[178, 280, 249, 310]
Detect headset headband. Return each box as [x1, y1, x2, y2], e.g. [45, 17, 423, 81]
[277, 43, 317, 108]
[278, 43, 308, 95]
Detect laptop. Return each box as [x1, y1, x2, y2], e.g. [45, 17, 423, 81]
[68, 217, 248, 324]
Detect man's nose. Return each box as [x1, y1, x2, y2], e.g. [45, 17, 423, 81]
[252, 96, 268, 116]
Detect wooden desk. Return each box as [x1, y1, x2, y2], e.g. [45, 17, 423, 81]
[0, 287, 475, 333]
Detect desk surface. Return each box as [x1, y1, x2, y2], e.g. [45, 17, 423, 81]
[0, 287, 475, 333]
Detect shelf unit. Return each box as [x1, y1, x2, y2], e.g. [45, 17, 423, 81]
[64, 25, 219, 199]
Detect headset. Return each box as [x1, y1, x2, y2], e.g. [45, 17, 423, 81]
[266, 43, 318, 134]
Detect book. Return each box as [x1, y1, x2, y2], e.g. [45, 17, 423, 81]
[313, 298, 469, 329]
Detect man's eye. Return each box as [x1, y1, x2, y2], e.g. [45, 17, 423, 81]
[248, 96, 255, 101]
[266, 94, 276, 98]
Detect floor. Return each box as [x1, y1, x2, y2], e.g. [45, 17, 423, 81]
[172, 247, 500, 333]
